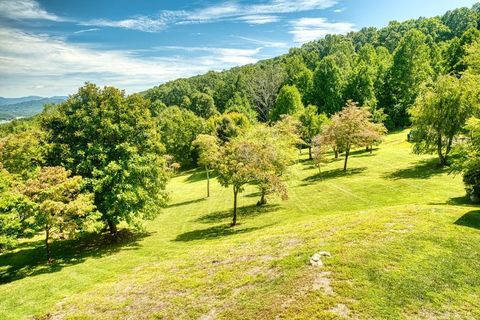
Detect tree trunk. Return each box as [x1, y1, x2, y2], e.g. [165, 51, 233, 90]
[258, 189, 267, 206]
[206, 166, 210, 198]
[369, 145, 373, 154]
[45, 225, 51, 261]
[308, 146, 312, 160]
[437, 135, 446, 166]
[333, 147, 339, 159]
[232, 186, 238, 226]
[343, 147, 350, 171]
[107, 219, 117, 237]
[444, 136, 454, 164]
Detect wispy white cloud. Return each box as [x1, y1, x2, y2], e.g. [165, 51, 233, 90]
[234, 36, 288, 48]
[333, 7, 346, 13]
[238, 15, 280, 25]
[74, 28, 100, 34]
[153, 46, 261, 65]
[81, 11, 182, 33]
[0, 26, 263, 96]
[0, 0, 63, 21]
[83, 0, 338, 31]
[289, 17, 355, 43]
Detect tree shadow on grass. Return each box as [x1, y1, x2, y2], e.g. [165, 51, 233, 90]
[185, 170, 216, 183]
[0, 230, 148, 285]
[303, 167, 367, 184]
[384, 158, 447, 180]
[167, 197, 206, 209]
[430, 196, 474, 206]
[173, 224, 270, 242]
[299, 157, 339, 171]
[195, 203, 280, 224]
[454, 210, 480, 230]
[348, 148, 377, 157]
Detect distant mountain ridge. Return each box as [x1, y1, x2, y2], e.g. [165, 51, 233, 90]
[0, 96, 67, 121]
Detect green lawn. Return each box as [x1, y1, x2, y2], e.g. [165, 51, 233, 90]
[1, 130, 480, 319]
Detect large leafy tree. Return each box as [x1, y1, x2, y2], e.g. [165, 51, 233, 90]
[271, 85, 304, 121]
[42, 83, 169, 236]
[157, 106, 205, 167]
[385, 29, 432, 128]
[410, 75, 477, 165]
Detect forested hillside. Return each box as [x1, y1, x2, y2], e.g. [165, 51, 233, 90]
[145, 4, 480, 130]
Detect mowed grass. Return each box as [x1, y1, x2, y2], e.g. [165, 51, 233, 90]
[1, 130, 480, 319]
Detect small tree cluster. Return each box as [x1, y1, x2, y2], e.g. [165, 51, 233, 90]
[215, 119, 299, 225]
[318, 101, 386, 171]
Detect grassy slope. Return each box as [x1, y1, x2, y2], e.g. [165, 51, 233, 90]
[1, 130, 480, 319]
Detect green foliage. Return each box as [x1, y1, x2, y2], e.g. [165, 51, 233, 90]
[453, 117, 480, 201]
[271, 85, 304, 121]
[189, 91, 217, 118]
[157, 106, 206, 167]
[298, 105, 329, 159]
[442, 7, 479, 38]
[385, 29, 433, 128]
[216, 123, 296, 223]
[444, 28, 480, 75]
[21, 167, 97, 259]
[464, 37, 480, 75]
[321, 101, 386, 171]
[0, 129, 46, 179]
[193, 134, 220, 170]
[0, 170, 35, 250]
[208, 112, 250, 144]
[410, 75, 478, 165]
[346, 44, 379, 108]
[193, 134, 220, 197]
[41, 83, 168, 234]
[312, 55, 346, 115]
[224, 93, 257, 123]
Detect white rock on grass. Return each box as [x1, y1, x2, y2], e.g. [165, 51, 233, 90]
[309, 251, 332, 267]
[310, 253, 322, 266]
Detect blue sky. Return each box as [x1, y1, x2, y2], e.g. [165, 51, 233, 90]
[0, 0, 478, 97]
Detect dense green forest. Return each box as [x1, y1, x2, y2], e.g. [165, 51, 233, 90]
[1, 3, 480, 254]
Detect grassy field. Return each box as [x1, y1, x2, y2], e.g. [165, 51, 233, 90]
[1, 130, 480, 319]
